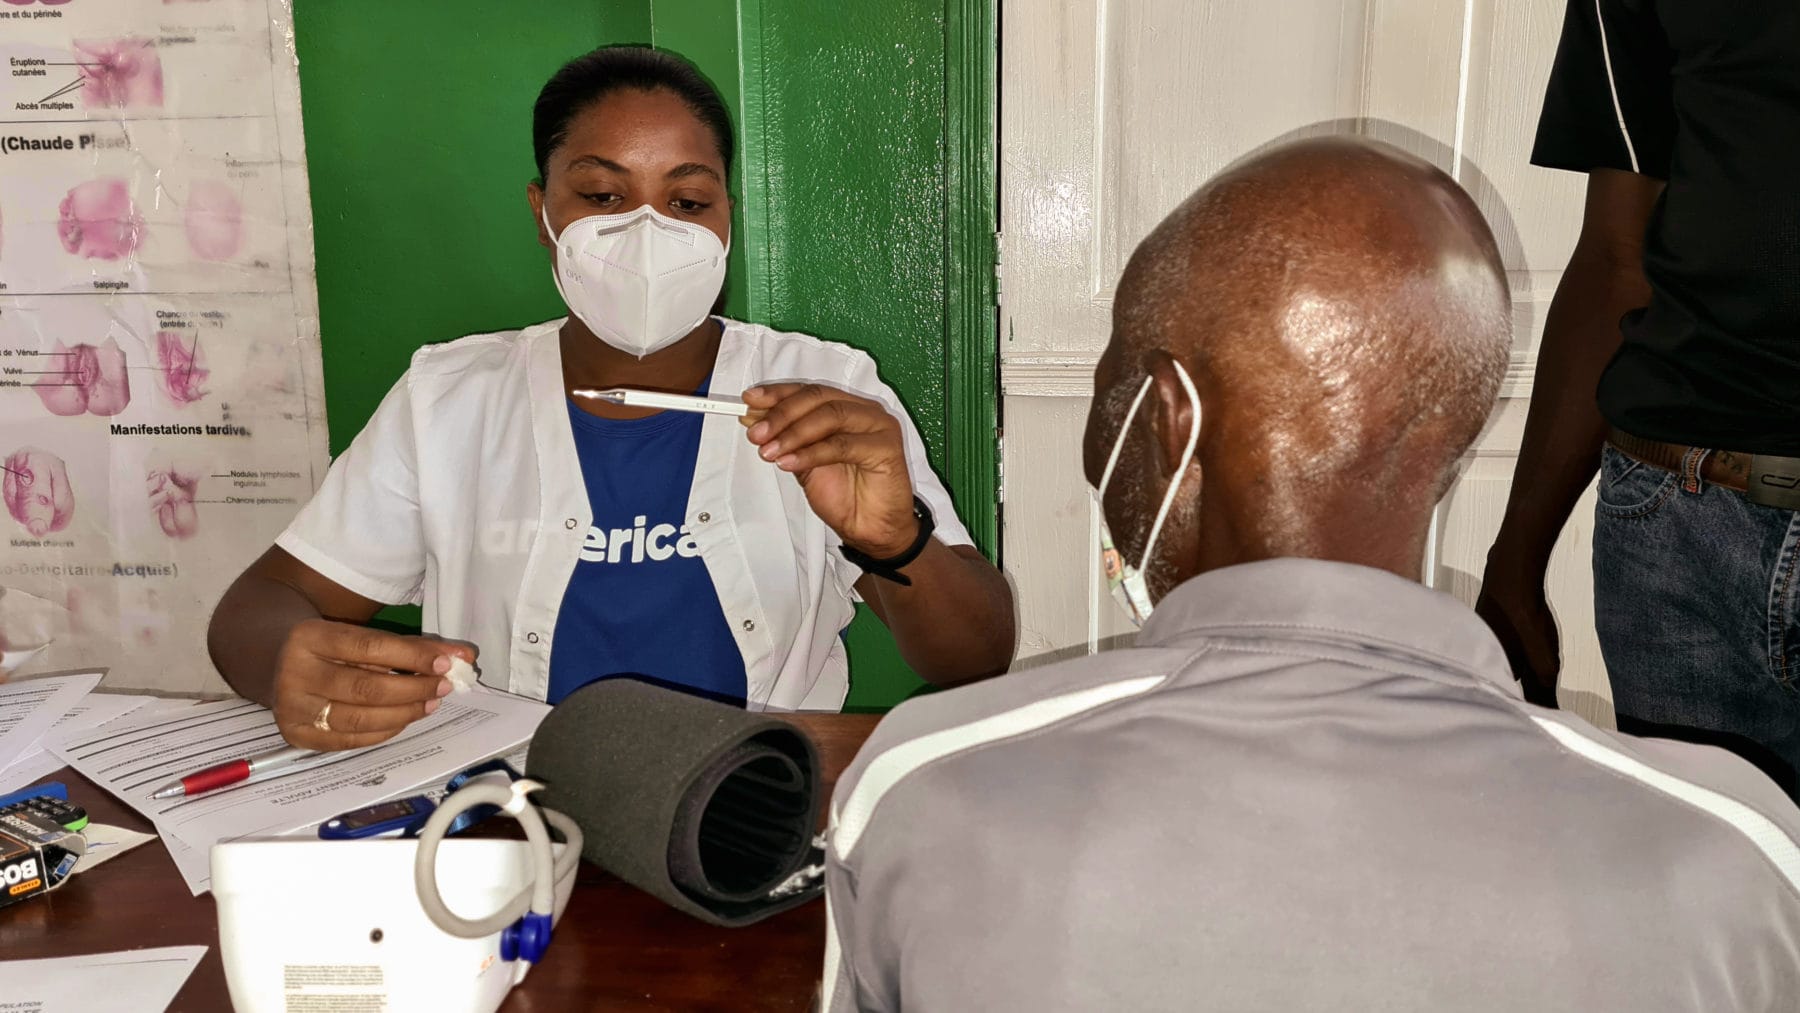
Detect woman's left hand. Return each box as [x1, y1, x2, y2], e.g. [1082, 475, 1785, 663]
[742, 383, 919, 557]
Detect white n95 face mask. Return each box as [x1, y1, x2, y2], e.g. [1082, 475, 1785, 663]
[543, 205, 729, 358]
[1092, 360, 1201, 627]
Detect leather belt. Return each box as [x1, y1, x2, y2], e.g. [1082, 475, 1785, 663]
[1607, 428, 1800, 510]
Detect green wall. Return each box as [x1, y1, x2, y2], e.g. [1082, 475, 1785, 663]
[292, 1, 995, 710]
[292, 6, 614, 445]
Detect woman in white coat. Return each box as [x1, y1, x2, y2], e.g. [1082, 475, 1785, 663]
[207, 46, 1014, 750]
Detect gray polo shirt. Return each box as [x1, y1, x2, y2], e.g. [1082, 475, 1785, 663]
[822, 559, 1800, 1012]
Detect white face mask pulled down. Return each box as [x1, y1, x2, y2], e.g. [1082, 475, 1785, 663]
[1092, 359, 1202, 627]
[542, 204, 729, 358]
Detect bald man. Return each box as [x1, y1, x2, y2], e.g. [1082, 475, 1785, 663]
[819, 138, 1800, 1012]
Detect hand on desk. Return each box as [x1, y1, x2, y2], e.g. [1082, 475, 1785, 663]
[273, 619, 471, 750]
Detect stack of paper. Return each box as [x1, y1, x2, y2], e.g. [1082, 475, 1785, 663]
[52, 688, 550, 894]
[0, 670, 176, 794]
[0, 689, 171, 793]
[0, 671, 105, 778]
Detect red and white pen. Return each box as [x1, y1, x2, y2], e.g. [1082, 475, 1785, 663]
[151, 745, 314, 800]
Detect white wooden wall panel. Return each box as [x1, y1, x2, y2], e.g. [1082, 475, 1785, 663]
[1363, 0, 1582, 386]
[1091, 0, 1368, 307]
[1002, 396, 1138, 668]
[1000, 0, 1107, 358]
[1002, 0, 1610, 715]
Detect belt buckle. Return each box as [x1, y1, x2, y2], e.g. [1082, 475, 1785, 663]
[1748, 455, 1800, 510]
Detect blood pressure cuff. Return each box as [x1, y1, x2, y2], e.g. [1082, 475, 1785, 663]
[525, 678, 824, 927]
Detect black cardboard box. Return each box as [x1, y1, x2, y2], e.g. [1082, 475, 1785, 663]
[0, 806, 83, 908]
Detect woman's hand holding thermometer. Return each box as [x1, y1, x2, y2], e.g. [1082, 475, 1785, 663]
[576, 383, 921, 563]
[740, 383, 921, 561]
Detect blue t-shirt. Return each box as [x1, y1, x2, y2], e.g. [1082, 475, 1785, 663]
[547, 399, 747, 706]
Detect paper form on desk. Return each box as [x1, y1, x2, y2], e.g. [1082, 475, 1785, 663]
[52, 689, 550, 894]
[70, 822, 157, 875]
[0, 692, 157, 793]
[152, 740, 537, 889]
[0, 945, 207, 1013]
[0, 671, 101, 772]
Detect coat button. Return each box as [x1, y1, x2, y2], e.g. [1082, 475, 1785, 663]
[526, 632, 540, 644]
[742, 620, 755, 632]
[564, 518, 578, 530]
[698, 512, 711, 523]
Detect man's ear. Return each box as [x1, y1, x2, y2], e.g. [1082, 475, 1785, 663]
[527, 181, 551, 251]
[1145, 352, 1200, 480]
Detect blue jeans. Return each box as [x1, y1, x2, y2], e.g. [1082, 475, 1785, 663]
[1593, 445, 1800, 798]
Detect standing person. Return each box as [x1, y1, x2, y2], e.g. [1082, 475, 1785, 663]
[1476, 1, 1800, 794]
[819, 137, 1800, 1012]
[207, 45, 1015, 750]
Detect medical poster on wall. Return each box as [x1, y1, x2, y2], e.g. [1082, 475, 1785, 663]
[0, 0, 326, 694]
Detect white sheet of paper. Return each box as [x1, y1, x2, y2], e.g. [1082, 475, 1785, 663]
[0, 692, 155, 793]
[158, 831, 210, 895]
[0, 945, 206, 1013]
[70, 823, 157, 876]
[0, 751, 63, 798]
[164, 741, 538, 887]
[0, 671, 101, 773]
[52, 689, 550, 894]
[304, 739, 539, 832]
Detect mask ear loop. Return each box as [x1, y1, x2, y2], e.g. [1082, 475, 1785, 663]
[1098, 375, 1154, 498]
[542, 207, 582, 330]
[1133, 361, 1204, 573]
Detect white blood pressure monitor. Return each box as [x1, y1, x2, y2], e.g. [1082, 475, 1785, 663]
[212, 781, 581, 1013]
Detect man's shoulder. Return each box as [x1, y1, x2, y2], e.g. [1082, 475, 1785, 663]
[830, 647, 1191, 854]
[1527, 710, 1800, 883]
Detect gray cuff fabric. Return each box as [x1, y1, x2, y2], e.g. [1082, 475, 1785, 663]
[526, 678, 824, 926]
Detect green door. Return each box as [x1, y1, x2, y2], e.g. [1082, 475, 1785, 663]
[293, 1, 997, 710]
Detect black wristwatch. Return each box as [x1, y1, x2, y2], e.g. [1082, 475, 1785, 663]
[839, 496, 935, 587]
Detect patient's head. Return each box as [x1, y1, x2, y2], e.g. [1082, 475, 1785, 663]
[1083, 136, 1510, 602]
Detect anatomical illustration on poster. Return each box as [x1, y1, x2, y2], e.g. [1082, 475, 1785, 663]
[0, 0, 326, 694]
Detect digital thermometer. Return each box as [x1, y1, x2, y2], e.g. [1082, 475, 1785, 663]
[571, 387, 762, 422]
[319, 795, 437, 840]
[318, 759, 522, 840]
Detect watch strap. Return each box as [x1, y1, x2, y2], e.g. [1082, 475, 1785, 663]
[839, 496, 935, 587]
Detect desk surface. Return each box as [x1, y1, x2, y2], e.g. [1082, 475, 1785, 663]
[0, 711, 880, 1012]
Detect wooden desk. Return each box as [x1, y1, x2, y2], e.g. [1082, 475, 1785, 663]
[0, 712, 880, 1012]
